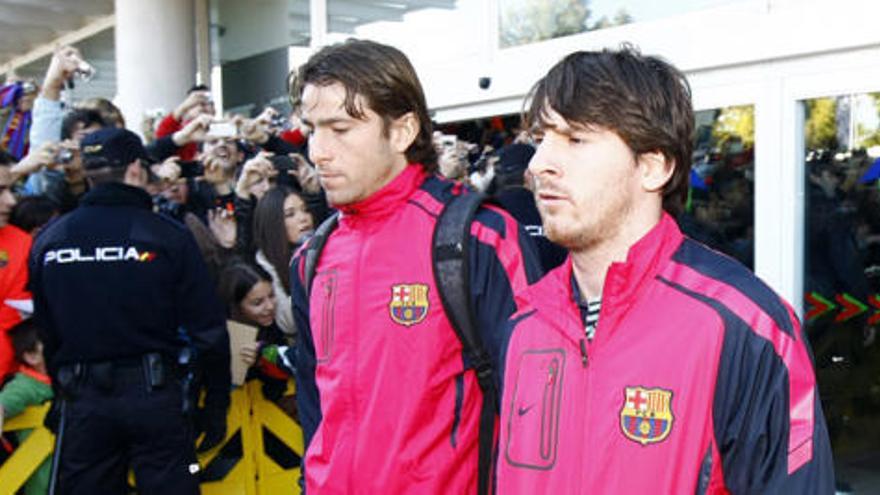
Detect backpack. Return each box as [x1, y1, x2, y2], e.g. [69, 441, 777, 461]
[302, 192, 496, 495]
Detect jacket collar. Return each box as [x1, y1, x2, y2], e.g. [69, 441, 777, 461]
[598, 213, 684, 334]
[337, 164, 426, 220]
[80, 182, 153, 210]
[540, 213, 684, 345]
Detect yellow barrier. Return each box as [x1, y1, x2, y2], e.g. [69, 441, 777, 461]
[0, 380, 303, 495]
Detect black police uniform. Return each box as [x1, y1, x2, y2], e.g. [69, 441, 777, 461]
[29, 182, 231, 494]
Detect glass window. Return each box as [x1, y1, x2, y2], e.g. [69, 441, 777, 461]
[500, 0, 745, 48]
[678, 105, 755, 269]
[802, 93, 880, 489]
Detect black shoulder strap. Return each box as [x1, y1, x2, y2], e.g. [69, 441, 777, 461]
[304, 212, 339, 296]
[432, 191, 496, 495]
[303, 196, 496, 495]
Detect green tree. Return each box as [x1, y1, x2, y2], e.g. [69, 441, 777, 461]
[804, 97, 839, 151]
[712, 105, 755, 150]
[500, 0, 590, 47]
[856, 92, 880, 149]
[590, 7, 634, 31]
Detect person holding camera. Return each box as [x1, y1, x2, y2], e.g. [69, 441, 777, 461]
[21, 108, 108, 211]
[29, 127, 231, 494]
[155, 85, 215, 161]
[28, 46, 90, 152]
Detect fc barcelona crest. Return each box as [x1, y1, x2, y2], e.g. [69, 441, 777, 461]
[620, 386, 674, 446]
[389, 284, 429, 327]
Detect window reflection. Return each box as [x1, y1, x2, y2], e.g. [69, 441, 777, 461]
[500, 0, 745, 48]
[677, 105, 755, 269]
[803, 93, 880, 489]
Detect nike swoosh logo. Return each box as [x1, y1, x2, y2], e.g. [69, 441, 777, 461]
[517, 404, 535, 416]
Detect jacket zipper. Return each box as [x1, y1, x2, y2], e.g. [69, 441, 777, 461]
[578, 336, 592, 488]
[579, 338, 589, 368]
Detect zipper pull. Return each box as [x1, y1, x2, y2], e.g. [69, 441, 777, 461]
[579, 339, 589, 368]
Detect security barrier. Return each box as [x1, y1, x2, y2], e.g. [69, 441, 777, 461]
[0, 380, 303, 495]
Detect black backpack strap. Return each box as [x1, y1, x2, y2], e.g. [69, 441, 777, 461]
[304, 212, 339, 297]
[432, 192, 496, 495]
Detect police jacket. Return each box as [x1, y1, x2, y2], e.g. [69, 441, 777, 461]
[496, 213, 834, 494]
[29, 182, 230, 389]
[291, 164, 542, 494]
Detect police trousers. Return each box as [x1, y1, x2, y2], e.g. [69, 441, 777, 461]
[54, 359, 200, 495]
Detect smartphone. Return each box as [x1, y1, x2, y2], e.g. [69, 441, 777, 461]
[207, 120, 237, 139]
[270, 155, 299, 188]
[269, 155, 297, 173]
[178, 160, 204, 179]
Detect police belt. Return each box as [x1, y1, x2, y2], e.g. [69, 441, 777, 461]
[56, 352, 178, 395]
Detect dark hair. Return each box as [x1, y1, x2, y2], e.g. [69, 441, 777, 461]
[61, 109, 107, 141]
[217, 261, 272, 321]
[525, 45, 694, 215]
[188, 84, 210, 94]
[9, 318, 40, 363]
[0, 149, 15, 166]
[289, 38, 437, 172]
[10, 195, 58, 233]
[253, 186, 311, 293]
[76, 98, 126, 128]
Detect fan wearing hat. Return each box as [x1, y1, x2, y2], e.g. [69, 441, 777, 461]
[29, 128, 231, 492]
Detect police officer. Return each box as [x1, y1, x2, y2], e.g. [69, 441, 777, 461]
[29, 128, 231, 494]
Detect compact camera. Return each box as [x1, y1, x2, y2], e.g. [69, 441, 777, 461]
[55, 148, 74, 165]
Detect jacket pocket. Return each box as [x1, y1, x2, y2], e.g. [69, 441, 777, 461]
[314, 270, 337, 363]
[505, 349, 565, 470]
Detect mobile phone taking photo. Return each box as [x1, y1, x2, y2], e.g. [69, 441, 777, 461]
[207, 120, 237, 139]
[178, 160, 204, 179]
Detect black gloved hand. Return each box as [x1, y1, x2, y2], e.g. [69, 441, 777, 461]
[194, 407, 227, 453]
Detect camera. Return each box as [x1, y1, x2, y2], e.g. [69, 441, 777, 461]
[206, 120, 237, 139]
[269, 113, 290, 131]
[21, 80, 37, 94]
[269, 155, 298, 173]
[440, 134, 457, 150]
[177, 160, 204, 179]
[153, 195, 185, 220]
[478, 77, 491, 90]
[55, 148, 74, 165]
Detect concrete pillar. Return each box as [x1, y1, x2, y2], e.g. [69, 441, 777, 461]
[114, 0, 196, 136]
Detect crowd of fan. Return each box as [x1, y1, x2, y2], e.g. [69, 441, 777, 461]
[0, 44, 558, 443]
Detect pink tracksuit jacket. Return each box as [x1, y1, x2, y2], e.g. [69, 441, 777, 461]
[291, 164, 541, 494]
[496, 213, 834, 494]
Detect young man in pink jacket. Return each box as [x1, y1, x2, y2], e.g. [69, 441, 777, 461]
[287, 39, 541, 494]
[496, 47, 834, 494]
